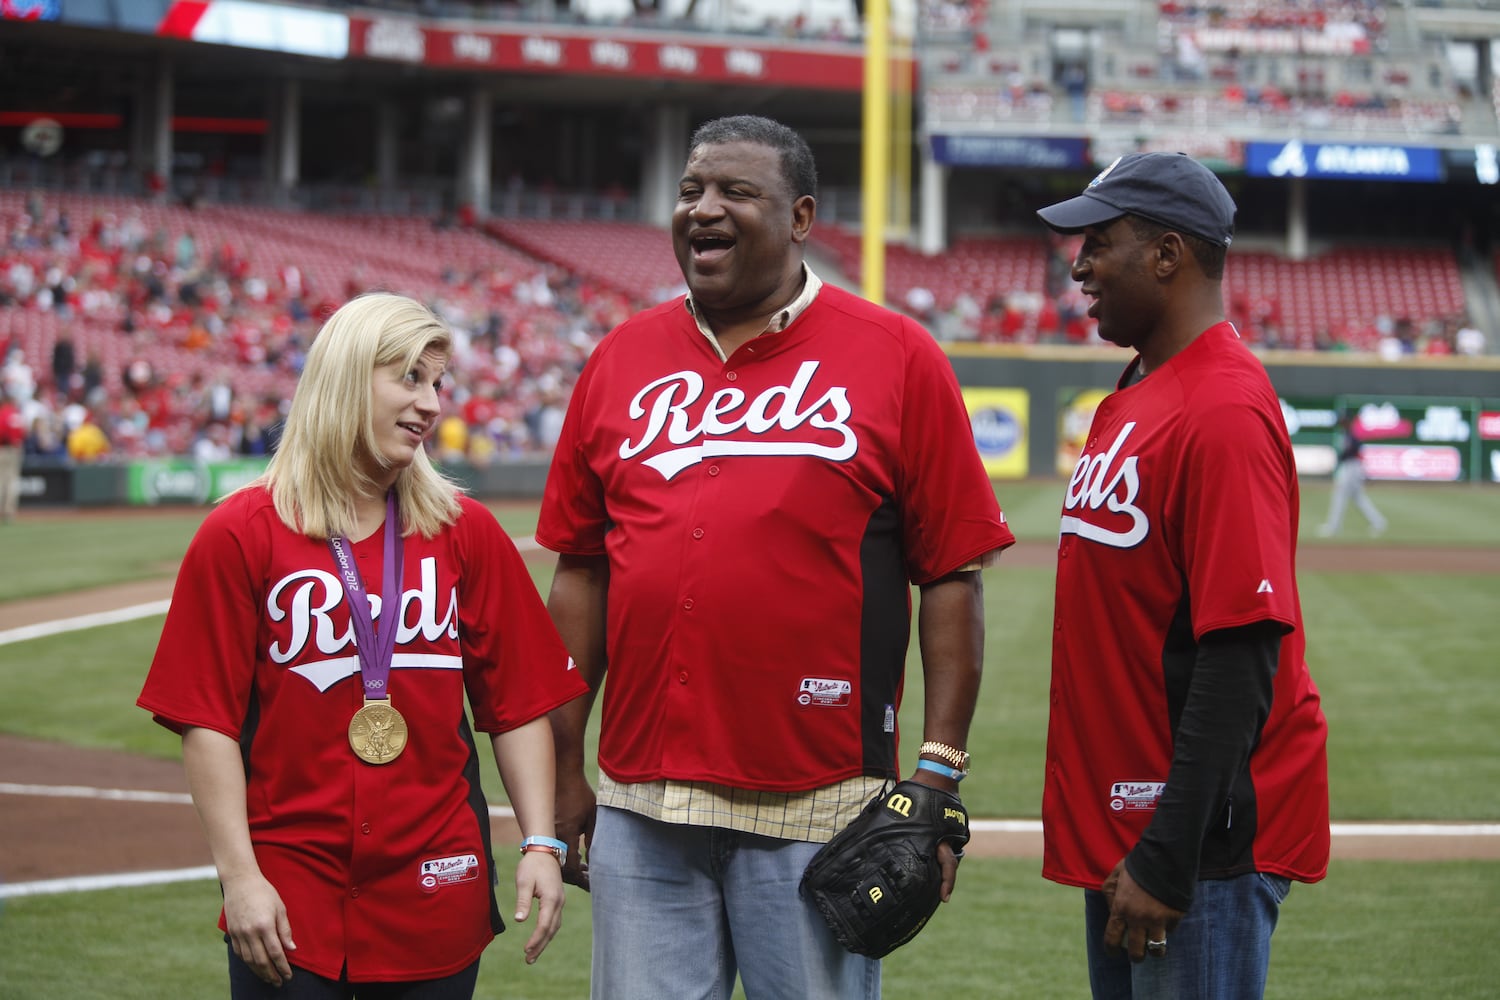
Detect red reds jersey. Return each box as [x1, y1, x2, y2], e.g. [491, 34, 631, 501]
[138, 489, 586, 981]
[536, 284, 1014, 792]
[0, 400, 24, 446]
[1043, 322, 1329, 891]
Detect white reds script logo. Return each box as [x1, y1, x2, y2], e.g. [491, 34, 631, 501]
[267, 555, 462, 691]
[620, 360, 857, 480]
[1060, 421, 1148, 548]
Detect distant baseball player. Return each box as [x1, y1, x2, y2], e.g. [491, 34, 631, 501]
[1318, 410, 1388, 537]
[0, 384, 24, 522]
[536, 115, 1015, 998]
[138, 293, 587, 998]
[1035, 153, 1330, 999]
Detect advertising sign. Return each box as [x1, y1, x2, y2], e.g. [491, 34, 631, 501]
[1478, 405, 1500, 483]
[1341, 397, 1479, 482]
[1280, 395, 1492, 481]
[964, 388, 1029, 479]
[157, 1, 350, 58]
[347, 16, 871, 91]
[1056, 387, 1112, 477]
[1279, 396, 1341, 476]
[1442, 145, 1500, 186]
[127, 457, 268, 505]
[930, 135, 1089, 170]
[16, 463, 71, 506]
[1, 0, 60, 20]
[1245, 140, 1444, 183]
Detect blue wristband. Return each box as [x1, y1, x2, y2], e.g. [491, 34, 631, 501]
[519, 835, 568, 864]
[916, 758, 967, 782]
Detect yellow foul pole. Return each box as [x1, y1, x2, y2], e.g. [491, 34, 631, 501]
[891, 41, 912, 239]
[861, 0, 890, 305]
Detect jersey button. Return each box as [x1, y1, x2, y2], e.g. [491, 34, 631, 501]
[683, 598, 694, 610]
[350, 888, 361, 898]
[692, 528, 704, 540]
[678, 671, 689, 684]
[361, 823, 372, 835]
[708, 466, 720, 476]
[726, 371, 738, 381]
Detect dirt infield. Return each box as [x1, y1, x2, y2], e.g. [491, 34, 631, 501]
[3, 537, 1498, 889]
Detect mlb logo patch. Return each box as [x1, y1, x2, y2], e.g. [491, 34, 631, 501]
[797, 677, 852, 707]
[418, 853, 480, 893]
[1108, 781, 1165, 813]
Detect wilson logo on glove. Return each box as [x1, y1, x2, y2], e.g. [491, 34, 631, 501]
[799, 780, 970, 959]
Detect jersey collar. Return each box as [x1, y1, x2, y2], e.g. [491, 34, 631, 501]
[685, 263, 823, 361]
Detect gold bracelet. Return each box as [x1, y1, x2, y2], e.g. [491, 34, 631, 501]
[919, 740, 970, 772]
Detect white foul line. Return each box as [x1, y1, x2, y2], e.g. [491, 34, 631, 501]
[0, 601, 172, 646]
[2, 781, 1496, 899]
[2, 534, 1495, 899]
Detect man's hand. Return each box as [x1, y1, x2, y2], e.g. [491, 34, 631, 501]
[554, 770, 597, 891]
[1101, 860, 1184, 962]
[907, 765, 963, 901]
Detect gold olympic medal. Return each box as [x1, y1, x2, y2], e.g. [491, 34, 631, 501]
[348, 700, 409, 764]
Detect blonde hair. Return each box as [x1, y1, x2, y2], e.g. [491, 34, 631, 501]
[256, 292, 463, 539]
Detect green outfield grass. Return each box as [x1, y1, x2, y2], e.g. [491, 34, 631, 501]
[2, 480, 1497, 997]
[4, 481, 1497, 819]
[3, 859, 1497, 999]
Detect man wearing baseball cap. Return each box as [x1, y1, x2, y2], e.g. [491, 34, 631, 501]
[1035, 152, 1330, 999]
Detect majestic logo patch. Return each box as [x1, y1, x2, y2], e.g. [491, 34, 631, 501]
[1060, 421, 1148, 548]
[620, 360, 858, 481]
[1108, 781, 1165, 813]
[797, 677, 853, 707]
[418, 853, 480, 893]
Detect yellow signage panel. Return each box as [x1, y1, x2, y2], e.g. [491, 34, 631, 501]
[963, 388, 1029, 479]
[1056, 387, 1111, 477]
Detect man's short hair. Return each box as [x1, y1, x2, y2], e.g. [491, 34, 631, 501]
[1126, 216, 1228, 281]
[689, 115, 818, 201]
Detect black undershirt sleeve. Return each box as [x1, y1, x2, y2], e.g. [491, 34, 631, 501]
[1123, 621, 1282, 911]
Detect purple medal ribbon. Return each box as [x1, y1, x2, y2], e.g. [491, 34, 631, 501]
[328, 492, 404, 702]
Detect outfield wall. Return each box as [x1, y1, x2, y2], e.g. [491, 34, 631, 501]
[948, 345, 1500, 484]
[16, 349, 1500, 508]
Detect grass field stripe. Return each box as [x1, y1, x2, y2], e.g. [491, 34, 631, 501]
[0, 600, 172, 645]
[0, 866, 219, 899]
[4, 782, 1495, 839]
[0, 781, 524, 814]
[0, 538, 543, 648]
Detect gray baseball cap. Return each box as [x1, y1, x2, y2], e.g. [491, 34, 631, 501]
[1036, 152, 1236, 247]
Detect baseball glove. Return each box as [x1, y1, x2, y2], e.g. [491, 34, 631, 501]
[798, 779, 970, 959]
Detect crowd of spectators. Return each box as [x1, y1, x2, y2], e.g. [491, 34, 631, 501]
[3, 184, 1490, 470]
[0, 190, 641, 468]
[890, 231, 1489, 356]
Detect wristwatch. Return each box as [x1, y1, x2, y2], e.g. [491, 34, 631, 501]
[918, 740, 971, 773]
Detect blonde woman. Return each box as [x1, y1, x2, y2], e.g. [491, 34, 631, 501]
[140, 293, 586, 999]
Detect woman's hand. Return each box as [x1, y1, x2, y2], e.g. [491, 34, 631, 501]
[512, 851, 566, 964]
[222, 871, 297, 986]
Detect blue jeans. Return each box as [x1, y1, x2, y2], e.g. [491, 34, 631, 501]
[1084, 872, 1292, 1000]
[589, 805, 882, 1000]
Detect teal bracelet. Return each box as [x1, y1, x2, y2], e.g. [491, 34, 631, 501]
[519, 835, 569, 864]
[916, 758, 967, 782]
